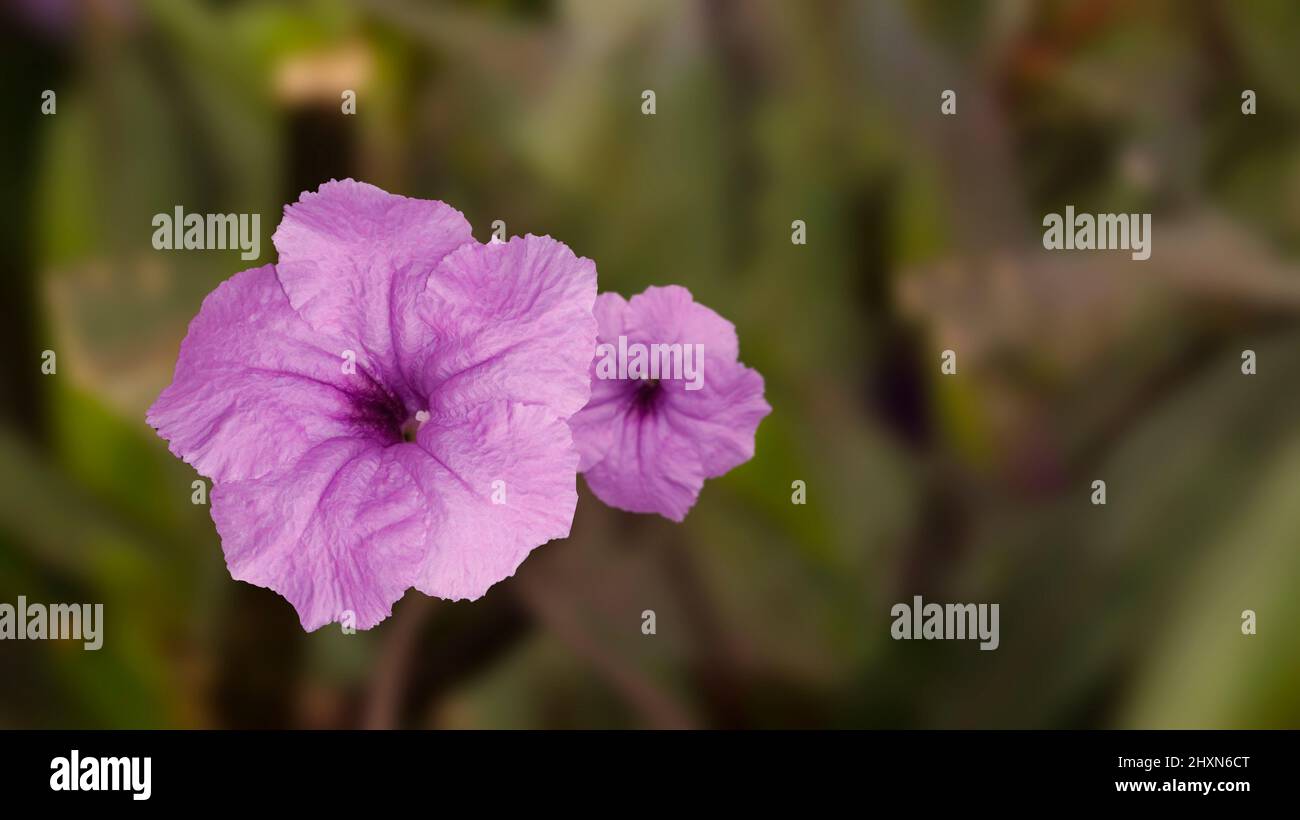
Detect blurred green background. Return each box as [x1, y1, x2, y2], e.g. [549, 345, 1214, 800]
[2, 0, 1300, 728]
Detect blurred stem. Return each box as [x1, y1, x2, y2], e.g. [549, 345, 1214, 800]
[214, 584, 305, 728]
[0, 25, 62, 443]
[660, 531, 750, 728]
[516, 572, 696, 729]
[396, 590, 532, 726]
[701, 0, 765, 271]
[364, 595, 434, 729]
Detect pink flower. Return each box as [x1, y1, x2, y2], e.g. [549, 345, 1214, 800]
[147, 180, 596, 630]
[569, 286, 770, 521]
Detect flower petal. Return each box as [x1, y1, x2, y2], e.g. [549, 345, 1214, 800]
[212, 437, 429, 630]
[569, 292, 632, 470]
[272, 179, 474, 402]
[662, 362, 771, 477]
[624, 284, 739, 362]
[580, 403, 707, 522]
[146, 264, 384, 483]
[415, 235, 598, 417]
[210, 401, 578, 630]
[413, 401, 579, 600]
[634, 286, 770, 475]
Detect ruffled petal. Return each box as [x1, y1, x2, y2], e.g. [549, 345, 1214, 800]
[146, 264, 386, 483]
[210, 401, 578, 630]
[211, 437, 430, 631]
[661, 361, 770, 477]
[639, 287, 769, 475]
[569, 292, 632, 470]
[415, 235, 598, 418]
[272, 179, 474, 403]
[580, 403, 707, 522]
[413, 401, 579, 600]
[624, 284, 739, 363]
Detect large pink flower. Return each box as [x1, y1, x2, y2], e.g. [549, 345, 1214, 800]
[570, 286, 770, 521]
[147, 180, 597, 630]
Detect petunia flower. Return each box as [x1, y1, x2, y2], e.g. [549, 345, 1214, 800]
[147, 180, 597, 630]
[569, 285, 770, 522]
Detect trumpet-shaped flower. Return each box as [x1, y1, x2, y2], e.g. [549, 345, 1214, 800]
[147, 180, 597, 630]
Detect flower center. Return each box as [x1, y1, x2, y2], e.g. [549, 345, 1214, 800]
[633, 378, 661, 412]
[401, 410, 431, 443]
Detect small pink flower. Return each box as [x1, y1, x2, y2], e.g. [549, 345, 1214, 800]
[570, 286, 770, 521]
[147, 180, 596, 630]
